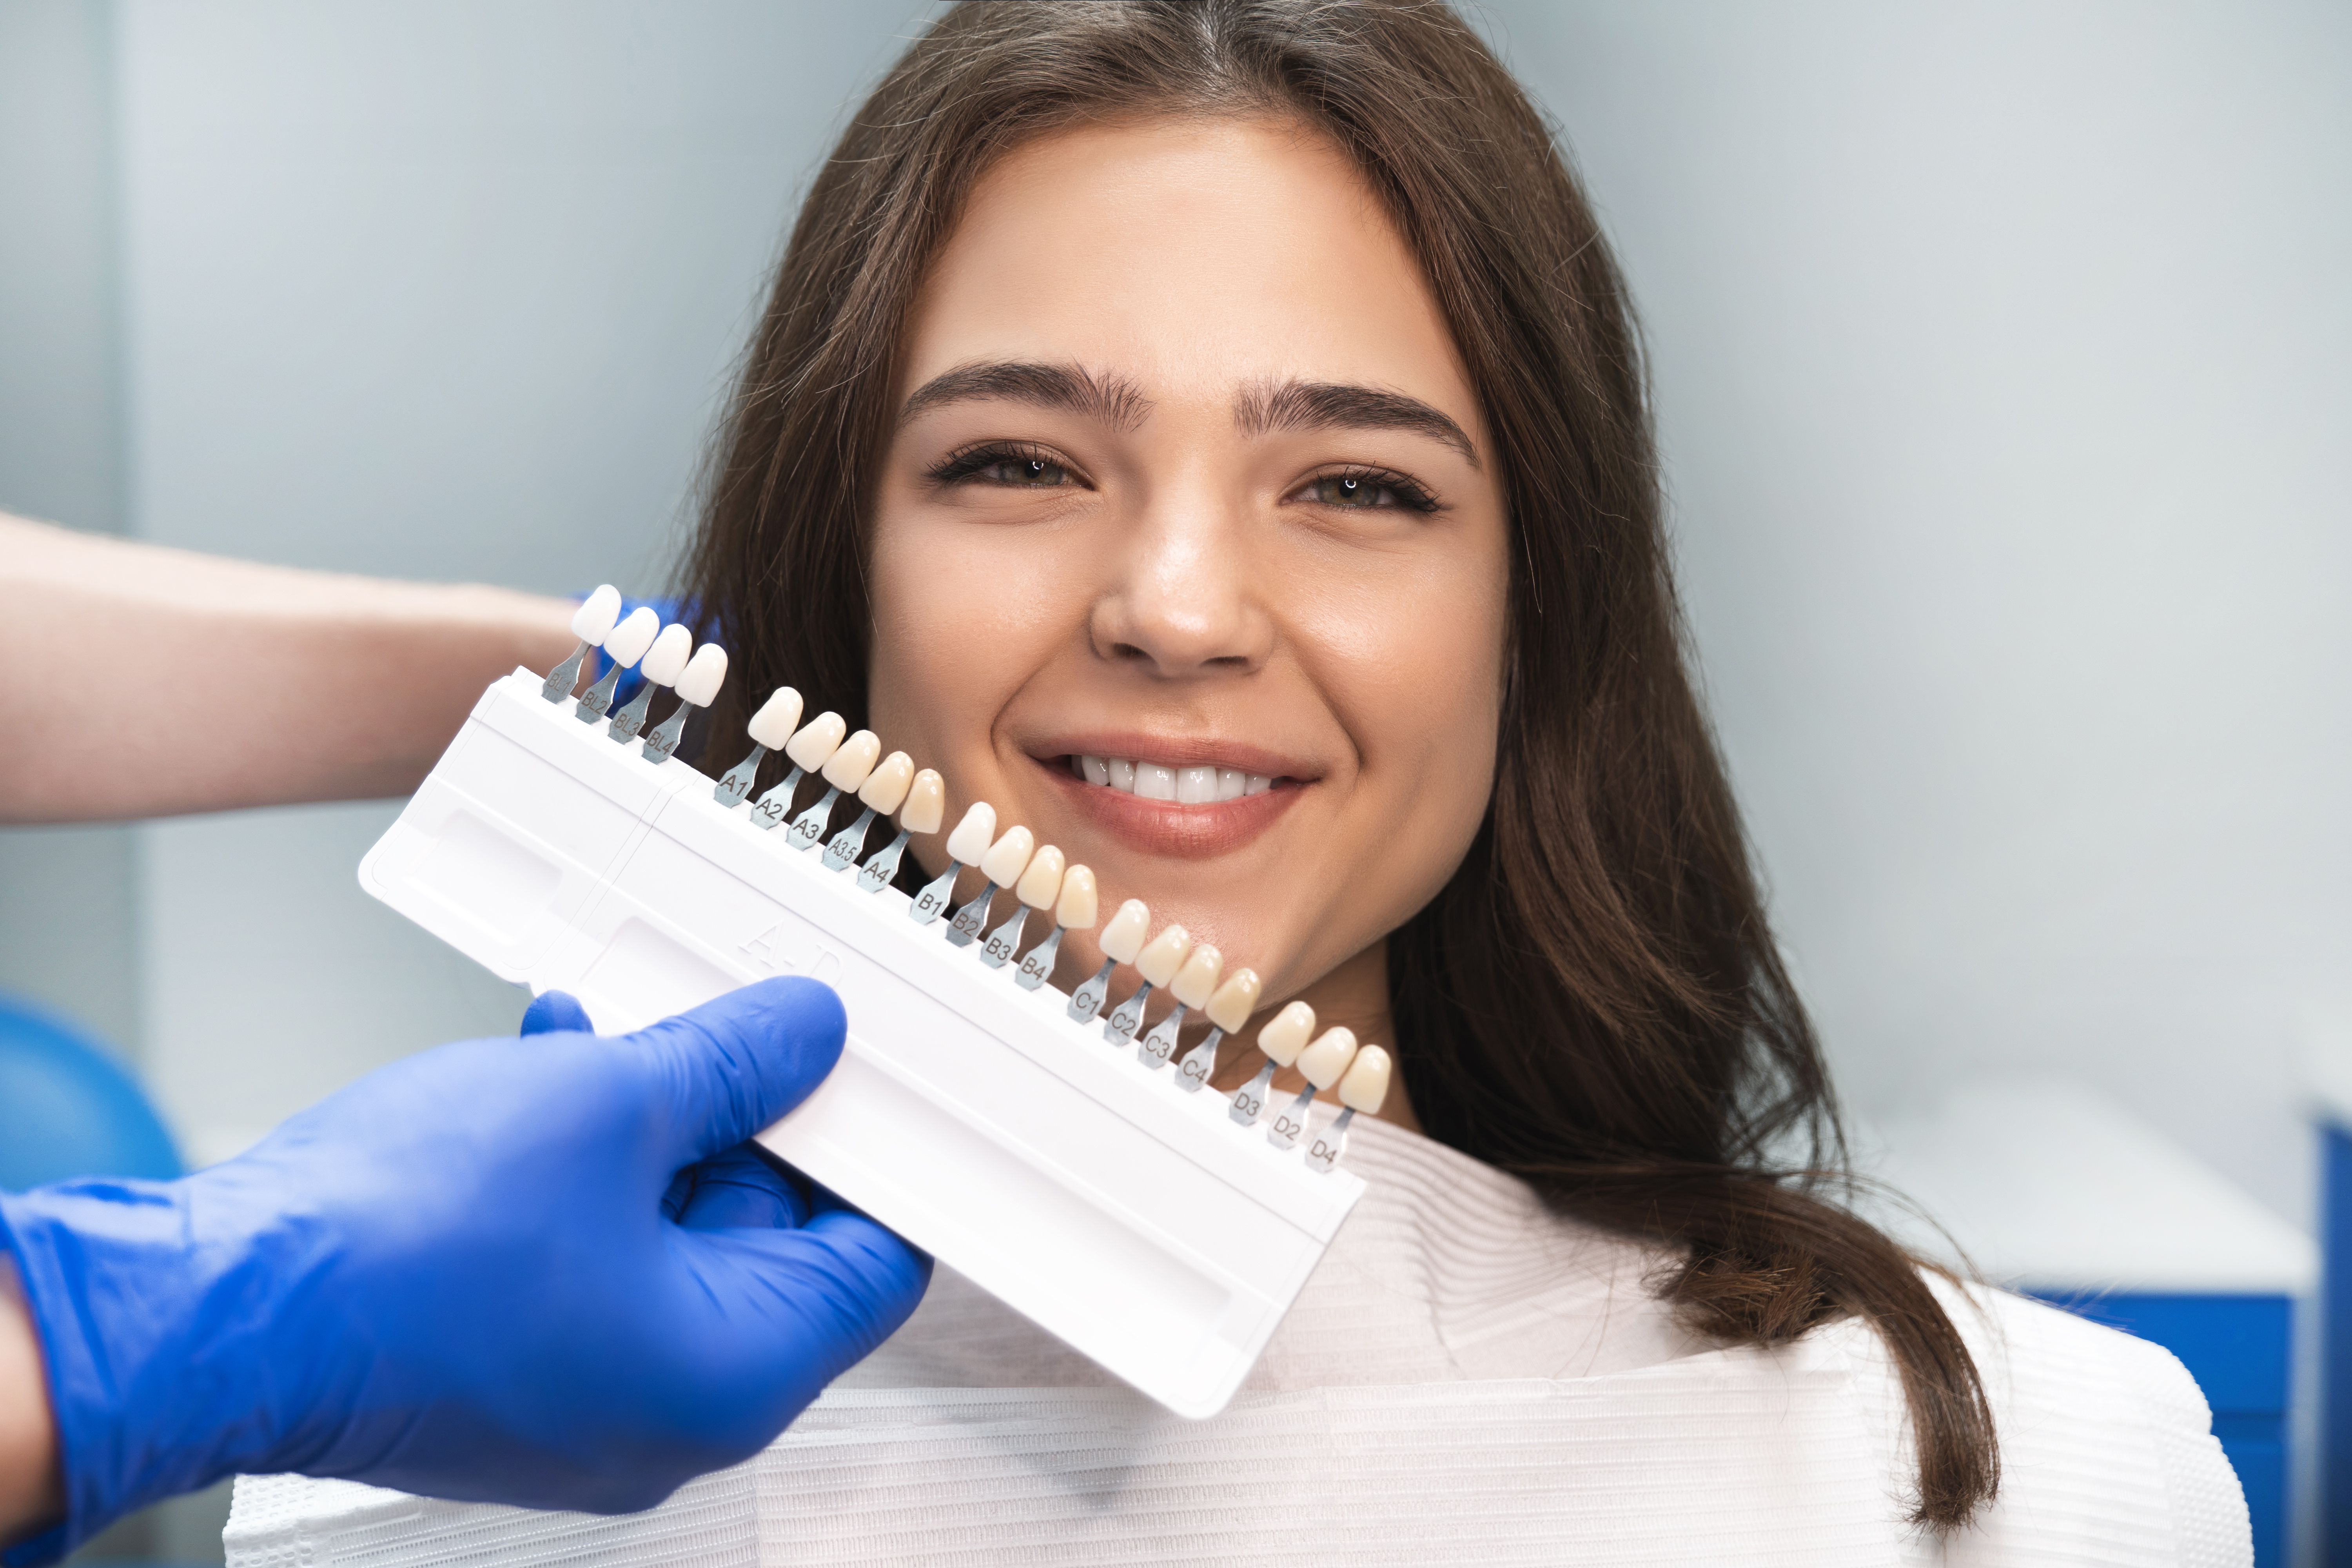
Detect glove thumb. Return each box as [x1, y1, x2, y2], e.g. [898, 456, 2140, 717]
[620, 976, 847, 1163]
[521, 989, 595, 1036]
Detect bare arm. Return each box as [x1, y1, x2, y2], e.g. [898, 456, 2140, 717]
[0, 1260, 60, 1549]
[1, 513, 580, 822]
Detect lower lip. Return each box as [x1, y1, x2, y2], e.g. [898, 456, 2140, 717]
[1036, 757, 1301, 859]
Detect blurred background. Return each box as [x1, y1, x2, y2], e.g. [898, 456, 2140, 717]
[2, 2, 2345, 1563]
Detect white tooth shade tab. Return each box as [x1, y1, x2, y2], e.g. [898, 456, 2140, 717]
[569, 584, 623, 642]
[858, 751, 914, 813]
[1081, 755, 1111, 786]
[1108, 759, 1138, 793]
[603, 606, 660, 666]
[745, 687, 803, 750]
[1054, 864, 1098, 928]
[1015, 844, 1065, 908]
[1256, 1001, 1316, 1067]
[1098, 899, 1151, 964]
[1170, 944, 1223, 1009]
[1296, 1026, 1359, 1091]
[1176, 766, 1218, 805]
[638, 624, 693, 687]
[979, 825, 1035, 887]
[671, 644, 727, 707]
[1217, 768, 1247, 801]
[943, 802, 997, 866]
[1135, 763, 1178, 802]
[1338, 1045, 1392, 1113]
[820, 730, 882, 790]
[1205, 969, 1261, 1033]
[1133, 925, 1193, 987]
[898, 769, 946, 833]
[784, 711, 848, 772]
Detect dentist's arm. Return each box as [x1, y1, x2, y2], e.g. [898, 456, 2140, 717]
[0, 512, 578, 822]
[0, 1270, 59, 1545]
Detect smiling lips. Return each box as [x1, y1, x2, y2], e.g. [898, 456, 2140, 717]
[1037, 748, 1303, 858]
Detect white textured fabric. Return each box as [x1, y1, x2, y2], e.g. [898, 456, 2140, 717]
[225, 1114, 2250, 1567]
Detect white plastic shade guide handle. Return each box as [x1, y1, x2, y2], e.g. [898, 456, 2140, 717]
[570, 584, 623, 642]
[638, 624, 693, 688]
[746, 688, 804, 750]
[603, 606, 661, 666]
[671, 644, 728, 708]
[943, 802, 998, 866]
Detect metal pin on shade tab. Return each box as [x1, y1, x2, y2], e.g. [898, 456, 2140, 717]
[573, 605, 660, 724]
[541, 585, 622, 703]
[714, 687, 802, 809]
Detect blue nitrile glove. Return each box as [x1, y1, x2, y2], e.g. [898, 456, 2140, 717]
[0, 977, 928, 1566]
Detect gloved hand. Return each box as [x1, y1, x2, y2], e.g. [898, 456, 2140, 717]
[0, 977, 928, 1566]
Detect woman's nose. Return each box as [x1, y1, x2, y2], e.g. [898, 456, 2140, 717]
[1087, 494, 1272, 679]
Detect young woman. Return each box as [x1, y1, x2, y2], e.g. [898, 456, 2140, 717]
[640, 2, 2244, 1561]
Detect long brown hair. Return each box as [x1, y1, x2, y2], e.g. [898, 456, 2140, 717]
[683, 0, 1996, 1528]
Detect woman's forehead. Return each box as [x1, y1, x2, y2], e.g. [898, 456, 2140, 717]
[898, 117, 1480, 439]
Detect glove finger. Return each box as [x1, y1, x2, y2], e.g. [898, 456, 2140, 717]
[619, 976, 847, 1163]
[686, 1209, 931, 1387]
[676, 1144, 811, 1230]
[521, 989, 595, 1036]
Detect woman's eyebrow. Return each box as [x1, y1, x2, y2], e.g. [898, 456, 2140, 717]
[898, 360, 1152, 431]
[1234, 378, 1480, 469]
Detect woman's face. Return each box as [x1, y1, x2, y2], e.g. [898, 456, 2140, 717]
[868, 118, 1508, 1083]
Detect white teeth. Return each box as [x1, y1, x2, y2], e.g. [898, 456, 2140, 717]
[1073, 754, 1284, 802]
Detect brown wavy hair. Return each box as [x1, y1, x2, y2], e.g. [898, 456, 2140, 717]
[681, 0, 1996, 1528]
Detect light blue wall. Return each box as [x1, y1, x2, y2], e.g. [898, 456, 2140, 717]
[5, 2, 2348, 1223]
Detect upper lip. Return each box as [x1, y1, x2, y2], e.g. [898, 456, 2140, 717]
[1024, 732, 1320, 782]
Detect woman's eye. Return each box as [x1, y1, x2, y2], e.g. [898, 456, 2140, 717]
[971, 454, 1069, 487]
[1298, 471, 1438, 512]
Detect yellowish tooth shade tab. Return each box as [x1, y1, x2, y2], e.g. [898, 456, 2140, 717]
[1169, 945, 1223, 1009]
[1204, 969, 1260, 1033]
[1054, 865, 1098, 929]
[1338, 1045, 1392, 1113]
[898, 769, 945, 834]
[820, 729, 882, 790]
[1296, 1026, 1358, 1090]
[1256, 1000, 1316, 1066]
[1134, 925, 1193, 987]
[942, 802, 996, 864]
[979, 825, 1036, 887]
[745, 686, 802, 749]
[784, 711, 847, 771]
[1098, 899, 1150, 964]
[858, 751, 915, 813]
[1015, 845, 1065, 908]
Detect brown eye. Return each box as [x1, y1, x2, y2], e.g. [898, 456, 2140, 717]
[1299, 469, 1438, 512]
[1313, 474, 1379, 506]
[979, 456, 1069, 487]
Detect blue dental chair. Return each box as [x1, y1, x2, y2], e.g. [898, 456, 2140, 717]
[0, 992, 181, 1191]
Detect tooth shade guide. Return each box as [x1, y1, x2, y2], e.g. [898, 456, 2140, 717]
[1096, 899, 1150, 965]
[637, 623, 693, 687]
[820, 729, 883, 790]
[978, 824, 1036, 889]
[603, 606, 660, 667]
[1054, 864, 1098, 929]
[746, 687, 805, 749]
[542, 584, 623, 702]
[784, 711, 848, 772]
[1132, 924, 1193, 987]
[644, 643, 727, 764]
[942, 802, 997, 866]
[1015, 844, 1065, 909]
[1295, 1026, 1359, 1091]
[1204, 969, 1260, 1034]
[858, 751, 915, 813]
[1255, 1000, 1317, 1067]
[1338, 1045, 1392, 1114]
[1168, 944, 1223, 1010]
[898, 769, 946, 834]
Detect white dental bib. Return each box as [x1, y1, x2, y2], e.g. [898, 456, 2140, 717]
[225, 1113, 2249, 1567]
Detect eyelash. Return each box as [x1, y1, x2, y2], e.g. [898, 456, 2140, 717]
[925, 444, 1443, 515]
[1295, 465, 1443, 514]
[925, 441, 1080, 488]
